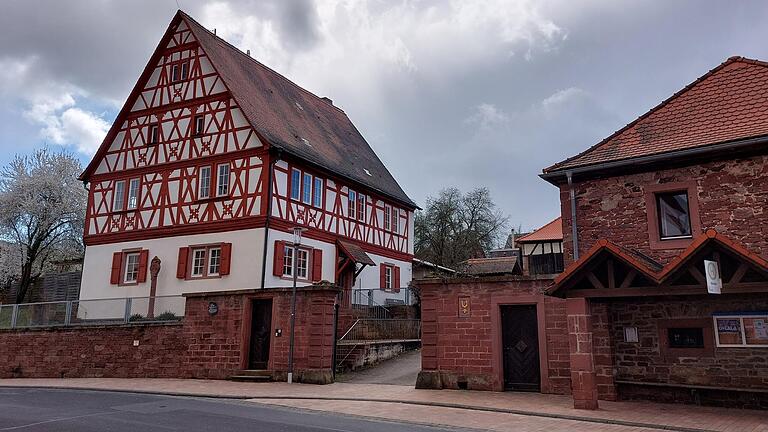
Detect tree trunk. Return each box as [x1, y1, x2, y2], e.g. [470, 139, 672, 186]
[15, 262, 33, 304]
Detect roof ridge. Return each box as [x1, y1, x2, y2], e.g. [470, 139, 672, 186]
[543, 56, 757, 174]
[516, 216, 562, 242]
[179, 11, 345, 114]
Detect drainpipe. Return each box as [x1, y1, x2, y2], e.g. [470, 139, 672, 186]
[567, 171, 579, 261]
[259, 150, 279, 289]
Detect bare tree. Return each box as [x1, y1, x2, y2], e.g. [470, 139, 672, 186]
[415, 187, 508, 268]
[0, 149, 86, 303]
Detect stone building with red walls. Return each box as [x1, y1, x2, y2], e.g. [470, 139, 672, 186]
[418, 56, 768, 410]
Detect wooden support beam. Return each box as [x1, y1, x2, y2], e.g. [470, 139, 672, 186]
[607, 259, 616, 289]
[619, 269, 637, 289]
[730, 262, 749, 284]
[587, 271, 605, 290]
[689, 266, 706, 285]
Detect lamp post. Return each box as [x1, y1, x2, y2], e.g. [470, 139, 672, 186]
[287, 226, 306, 384]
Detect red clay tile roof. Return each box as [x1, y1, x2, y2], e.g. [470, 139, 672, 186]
[516, 217, 563, 243]
[544, 57, 768, 174]
[460, 256, 522, 276]
[82, 11, 415, 208]
[337, 239, 375, 266]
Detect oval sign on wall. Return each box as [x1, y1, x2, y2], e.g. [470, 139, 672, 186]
[208, 302, 219, 315]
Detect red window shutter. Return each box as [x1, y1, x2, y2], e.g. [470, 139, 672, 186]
[177, 247, 189, 279]
[393, 266, 401, 293]
[220, 243, 232, 275]
[380, 265, 386, 290]
[273, 241, 286, 276]
[312, 249, 323, 282]
[110, 252, 122, 285]
[137, 250, 149, 283]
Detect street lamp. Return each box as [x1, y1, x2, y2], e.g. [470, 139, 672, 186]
[288, 226, 307, 384]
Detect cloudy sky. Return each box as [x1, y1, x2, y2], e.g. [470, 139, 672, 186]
[1, 0, 767, 231]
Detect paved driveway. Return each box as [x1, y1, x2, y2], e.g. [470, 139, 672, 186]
[336, 349, 421, 386]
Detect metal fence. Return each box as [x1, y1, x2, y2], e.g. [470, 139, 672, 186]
[0, 296, 185, 329]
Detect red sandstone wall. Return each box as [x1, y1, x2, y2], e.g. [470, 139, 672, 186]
[605, 295, 768, 391]
[419, 277, 571, 394]
[560, 154, 768, 265]
[0, 286, 339, 382]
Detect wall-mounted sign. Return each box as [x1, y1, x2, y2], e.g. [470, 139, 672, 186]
[624, 327, 639, 343]
[208, 302, 219, 316]
[717, 318, 740, 333]
[704, 260, 722, 294]
[458, 296, 470, 318]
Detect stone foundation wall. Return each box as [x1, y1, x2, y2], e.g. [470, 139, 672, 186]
[0, 285, 339, 383]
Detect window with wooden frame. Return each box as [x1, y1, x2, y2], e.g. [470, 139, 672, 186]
[644, 182, 701, 250]
[193, 115, 205, 136]
[171, 61, 189, 82]
[272, 240, 323, 282]
[384, 204, 392, 231]
[113, 180, 126, 212]
[356, 193, 366, 222]
[302, 172, 312, 204]
[658, 319, 713, 359]
[198, 166, 211, 199]
[127, 178, 140, 210]
[391, 206, 399, 233]
[313, 177, 323, 208]
[348, 190, 357, 219]
[379, 264, 401, 292]
[291, 168, 301, 200]
[149, 124, 160, 144]
[216, 163, 230, 197]
[110, 249, 148, 285]
[176, 243, 231, 280]
[113, 178, 141, 212]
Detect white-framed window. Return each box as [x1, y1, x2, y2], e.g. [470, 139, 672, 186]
[113, 180, 126, 212]
[348, 190, 357, 219]
[149, 124, 159, 144]
[172, 61, 189, 82]
[199, 166, 211, 199]
[356, 193, 366, 222]
[384, 265, 393, 290]
[191, 248, 207, 277]
[194, 115, 205, 135]
[124, 252, 140, 283]
[291, 169, 301, 200]
[181, 61, 189, 80]
[208, 247, 221, 276]
[391, 206, 399, 233]
[127, 178, 140, 210]
[282, 245, 310, 280]
[714, 315, 768, 347]
[384, 204, 391, 231]
[313, 177, 323, 208]
[216, 164, 230, 196]
[301, 172, 312, 204]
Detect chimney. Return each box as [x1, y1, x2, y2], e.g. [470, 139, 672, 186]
[246, 49, 251, 56]
[321, 97, 333, 105]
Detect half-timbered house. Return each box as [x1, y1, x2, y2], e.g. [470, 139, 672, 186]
[78, 11, 416, 306]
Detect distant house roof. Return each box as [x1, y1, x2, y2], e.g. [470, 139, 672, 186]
[516, 217, 563, 243]
[459, 256, 522, 276]
[543, 57, 768, 179]
[412, 258, 457, 274]
[81, 11, 416, 209]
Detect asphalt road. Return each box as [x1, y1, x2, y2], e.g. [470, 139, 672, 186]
[0, 388, 462, 432]
[336, 350, 421, 386]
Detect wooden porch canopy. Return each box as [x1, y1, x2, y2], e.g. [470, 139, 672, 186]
[335, 239, 375, 281]
[548, 230, 768, 298]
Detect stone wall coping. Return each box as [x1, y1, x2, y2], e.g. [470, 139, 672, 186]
[414, 274, 556, 286]
[183, 284, 342, 298]
[0, 321, 183, 334]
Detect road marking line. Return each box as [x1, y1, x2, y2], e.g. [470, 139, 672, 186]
[0, 411, 115, 431]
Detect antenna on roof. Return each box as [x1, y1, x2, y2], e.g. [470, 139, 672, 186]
[213, 28, 216, 35]
[247, 49, 251, 56]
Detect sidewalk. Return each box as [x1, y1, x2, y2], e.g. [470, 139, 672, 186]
[0, 378, 765, 432]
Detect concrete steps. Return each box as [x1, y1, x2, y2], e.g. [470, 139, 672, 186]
[228, 370, 272, 382]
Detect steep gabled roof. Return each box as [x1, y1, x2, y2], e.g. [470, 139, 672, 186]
[544, 57, 768, 176]
[82, 11, 416, 208]
[516, 217, 563, 243]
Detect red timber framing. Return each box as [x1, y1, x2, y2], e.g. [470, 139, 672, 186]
[549, 229, 768, 298]
[271, 158, 412, 258]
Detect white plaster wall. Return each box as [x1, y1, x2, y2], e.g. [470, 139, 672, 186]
[352, 253, 413, 305]
[262, 229, 337, 289]
[80, 227, 266, 303]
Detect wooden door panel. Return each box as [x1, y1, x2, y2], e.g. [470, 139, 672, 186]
[248, 300, 272, 370]
[501, 305, 540, 391]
